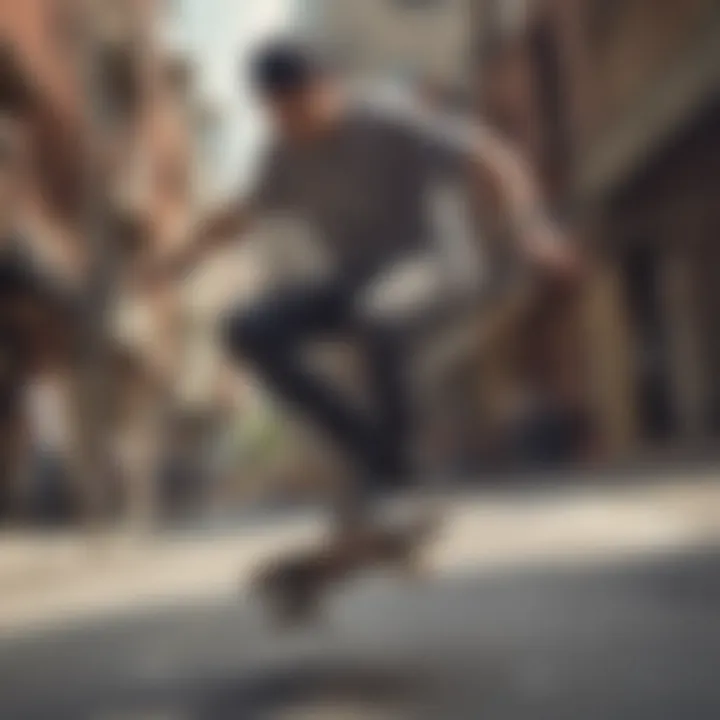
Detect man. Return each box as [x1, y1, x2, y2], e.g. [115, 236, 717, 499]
[152, 40, 578, 529]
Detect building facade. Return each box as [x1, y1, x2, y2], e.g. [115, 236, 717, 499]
[305, 0, 478, 94]
[476, 0, 720, 458]
[0, 0, 207, 520]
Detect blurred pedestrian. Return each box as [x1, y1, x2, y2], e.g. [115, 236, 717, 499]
[0, 65, 78, 522]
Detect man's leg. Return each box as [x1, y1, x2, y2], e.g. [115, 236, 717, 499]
[222, 281, 379, 489]
[355, 320, 413, 485]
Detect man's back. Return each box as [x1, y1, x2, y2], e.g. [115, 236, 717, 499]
[254, 93, 472, 283]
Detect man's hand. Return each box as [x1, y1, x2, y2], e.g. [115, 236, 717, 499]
[521, 220, 584, 288]
[135, 201, 254, 294]
[133, 255, 181, 296]
[467, 125, 583, 289]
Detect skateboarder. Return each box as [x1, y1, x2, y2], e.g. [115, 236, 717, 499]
[147, 39, 578, 567]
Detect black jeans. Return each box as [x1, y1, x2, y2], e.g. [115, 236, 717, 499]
[222, 278, 411, 490]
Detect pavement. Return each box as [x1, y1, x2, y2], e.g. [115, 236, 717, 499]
[1, 469, 719, 638]
[2, 470, 720, 718]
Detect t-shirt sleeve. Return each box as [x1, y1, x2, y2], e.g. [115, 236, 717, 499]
[402, 107, 480, 174]
[362, 91, 478, 175]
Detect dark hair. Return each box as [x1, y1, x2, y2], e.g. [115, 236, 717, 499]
[250, 39, 324, 98]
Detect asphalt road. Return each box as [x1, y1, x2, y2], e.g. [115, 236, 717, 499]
[1, 544, 719, 719]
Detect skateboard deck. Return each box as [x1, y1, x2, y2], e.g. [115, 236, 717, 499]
[253, 510, 440, 626]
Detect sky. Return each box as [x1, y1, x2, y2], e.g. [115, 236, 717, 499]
[167, 0, 300, 198]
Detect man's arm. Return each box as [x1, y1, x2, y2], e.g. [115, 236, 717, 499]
[154, 200, 255, 283]
[384, 95, 581, 283]
[466, 124, 579, 281]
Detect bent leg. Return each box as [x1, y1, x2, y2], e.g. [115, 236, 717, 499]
[357, 320, 414, 484]
[221, 281, 378, 478]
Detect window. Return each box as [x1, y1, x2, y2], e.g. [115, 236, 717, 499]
[498, 0, 528, 35]
[393, 0, 445, 8]
[0, 43, 35, 117]
[99, 44, 144, 122]
[531, 21, 569, 175]
[48, 0, 84, 55]
[586, 0, 626, 50]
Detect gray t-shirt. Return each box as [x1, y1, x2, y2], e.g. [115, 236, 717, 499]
[251, 93, 476, 283]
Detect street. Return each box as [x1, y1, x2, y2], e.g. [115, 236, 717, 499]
[1, 475, 720, 719]
[1, 547, 720, 719]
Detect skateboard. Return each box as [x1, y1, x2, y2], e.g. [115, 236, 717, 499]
[253, 509, 440, 626]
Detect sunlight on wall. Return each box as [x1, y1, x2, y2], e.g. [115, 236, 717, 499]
[168, 0, 299, 198]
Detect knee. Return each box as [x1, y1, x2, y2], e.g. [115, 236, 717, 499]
[356, 315, 401, 354]
[221, 307, 277, 360]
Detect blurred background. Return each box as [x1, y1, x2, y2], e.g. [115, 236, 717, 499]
[0, 1, 719, 718]
[0, 0, 718, 526]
